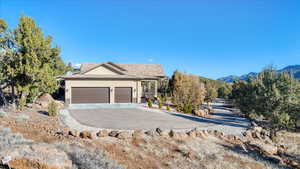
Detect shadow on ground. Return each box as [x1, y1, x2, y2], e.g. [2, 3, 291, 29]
[169, 111, 250, 128]
[38, 110, 49, 116]
[220, 143, 292, 169]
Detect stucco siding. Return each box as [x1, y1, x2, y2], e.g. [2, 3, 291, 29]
[65, 79, 141, 104]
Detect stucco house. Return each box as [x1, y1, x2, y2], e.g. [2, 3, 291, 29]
[62, 62, 165, 105]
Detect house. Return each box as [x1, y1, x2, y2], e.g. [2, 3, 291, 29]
[62, 62, 166, 105]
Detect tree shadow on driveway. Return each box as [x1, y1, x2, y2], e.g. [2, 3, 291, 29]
[168, 111, 250, 129]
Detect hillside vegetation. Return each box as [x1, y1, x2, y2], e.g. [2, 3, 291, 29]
[231, 67, 300, 135]
[218, 65, 300, 82]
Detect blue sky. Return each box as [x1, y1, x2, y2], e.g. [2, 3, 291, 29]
[1, 0, 299, 79]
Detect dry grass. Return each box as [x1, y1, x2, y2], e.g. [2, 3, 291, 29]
[0, 109, 297, 169]
[276, 131, 300, 162]
[10, 159, 60, 169]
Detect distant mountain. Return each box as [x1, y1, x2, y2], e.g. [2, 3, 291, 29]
[218, 65, 300, 83]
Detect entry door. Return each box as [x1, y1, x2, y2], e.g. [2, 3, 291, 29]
[115, 87, 132, 103]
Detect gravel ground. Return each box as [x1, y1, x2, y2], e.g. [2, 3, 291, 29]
[60, 104, 250, 136]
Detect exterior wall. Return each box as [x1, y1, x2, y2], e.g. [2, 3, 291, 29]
[137, 81, 142, 103]
[65, 79, 141, 105]
[85, 66, 119, 75]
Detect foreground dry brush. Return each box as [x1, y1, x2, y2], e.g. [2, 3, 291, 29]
[0, 109, 299, 169]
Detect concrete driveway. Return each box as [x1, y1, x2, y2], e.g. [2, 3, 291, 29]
[67, 105, 250, 134]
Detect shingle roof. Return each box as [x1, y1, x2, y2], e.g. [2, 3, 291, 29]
[61, 74, 146, 80]
[80, 62, 165, 77]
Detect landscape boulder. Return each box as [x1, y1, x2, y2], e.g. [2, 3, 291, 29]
[35, 93, 55, 108]
[156, 128, 169, 137]
[88, 131, 98, 139]
[117, 131, 132, 139]
[109, 131, 119, 137]
[194, 109, 207, 117]
[132, 130, 147, 139]
[97, 130, 109, 137]
[170, 130, 188, 139]
[69, 129, 80, 137]
[187, 129, 198, 138]
[145, 130, 159, 137]
[79, 130, 90, 139]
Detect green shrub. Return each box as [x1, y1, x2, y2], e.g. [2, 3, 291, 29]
[166, 105, 171, 111]
[147, 99, 153, 108]
[18, 98, 26, 110]
[48, 102, 58, 117]
[183, 104, 193, 114]
[158, 103, 163, 109]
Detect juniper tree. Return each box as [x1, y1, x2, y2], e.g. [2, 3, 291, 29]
[204, 82, 217, 105]
[231, 67, 300, 134]
[0, 16, 68, 107]
[170, 71, 206, 113]
[0, 19, 18, 105]
[217, 85, 232, 99]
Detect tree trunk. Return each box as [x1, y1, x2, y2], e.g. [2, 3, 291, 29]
[11, 84, 16, 109]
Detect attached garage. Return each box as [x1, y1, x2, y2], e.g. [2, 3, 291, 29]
[115, 87, 132, 103]
[63, 61, 165, 105]
[71, 87, 110, 104]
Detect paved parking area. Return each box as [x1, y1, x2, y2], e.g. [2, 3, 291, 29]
[68, 105, 250, 134]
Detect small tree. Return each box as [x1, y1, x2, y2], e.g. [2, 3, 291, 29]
[204, 82, 217, 105]
[218, 85, 232, 99]
[170, 71, 206, 113]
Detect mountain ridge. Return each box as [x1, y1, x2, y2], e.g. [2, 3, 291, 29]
[218, 65, 300, 82]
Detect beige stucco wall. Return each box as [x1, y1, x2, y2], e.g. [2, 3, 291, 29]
[65, 79, 142, 104]
[85, 66, 119, 75]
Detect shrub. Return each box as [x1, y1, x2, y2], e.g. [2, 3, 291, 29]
[16, 113, 30, 121]
[166, 105, 171, 111]
[18, 98, 26, 110]
[47, 102, 58, 117]
[0, 127, 32, 150]
[183, 104, 193, 114]
[0, 110, 8, 118]
[158, 103, 163, 109]
[147, 99, 153, 108]
[56, 143, 124, 169]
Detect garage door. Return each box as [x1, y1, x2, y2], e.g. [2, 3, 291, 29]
[115, 87, 132, 103]
[71, 87, 110, 104]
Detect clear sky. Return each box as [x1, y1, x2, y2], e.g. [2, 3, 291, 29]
[1, 0, 299, 79]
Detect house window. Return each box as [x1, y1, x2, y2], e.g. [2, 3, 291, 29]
[141, 81, 156, 97]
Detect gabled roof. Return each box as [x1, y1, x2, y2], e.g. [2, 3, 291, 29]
[80, 62, 127, 75]
[80, 62, 165, 77]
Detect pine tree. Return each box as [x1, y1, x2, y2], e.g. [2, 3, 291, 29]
[0, 16, 68, 107]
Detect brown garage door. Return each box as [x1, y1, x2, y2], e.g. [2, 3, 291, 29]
[115, 87, 132, 103]
[71, 87, 110, 104]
